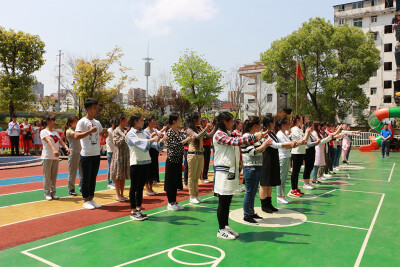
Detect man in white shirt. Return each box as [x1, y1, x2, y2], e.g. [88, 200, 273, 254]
[7, 115, 20, 156]
[75, 98, 109, 210]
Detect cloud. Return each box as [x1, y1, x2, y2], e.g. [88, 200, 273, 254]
[133, 0, 218, 35]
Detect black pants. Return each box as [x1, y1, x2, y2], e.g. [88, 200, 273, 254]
[130, 164, 150, 209]
[80, 155, 101, 200]
[164, 159, 184, 203]
[202, 145, 211, 180]
[325, 145, 334, 173]
[303, 148, 315, 180]
[382, 140, 390, 157]
[183, 149, 189, 185]
[10, 136, 20, 156]
[217, 195, 233, 230]
[291, 154, 304, 190]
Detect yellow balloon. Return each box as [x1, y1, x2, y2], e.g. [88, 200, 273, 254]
[397, 92, 400, 96]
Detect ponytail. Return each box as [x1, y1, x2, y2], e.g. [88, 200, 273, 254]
[64, 115, 78, 137]
[243, 116, 260, 133]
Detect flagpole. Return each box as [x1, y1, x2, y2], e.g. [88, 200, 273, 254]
[296, 75, 297, 114]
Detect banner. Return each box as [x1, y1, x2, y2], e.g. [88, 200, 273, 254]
[0, 131, 105, 148]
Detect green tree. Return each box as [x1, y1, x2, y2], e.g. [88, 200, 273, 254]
[172, 49, 224, 113]
[0, 27, 46, 117]
[260, 18, 380, 121]
[73, 47, 135, 122]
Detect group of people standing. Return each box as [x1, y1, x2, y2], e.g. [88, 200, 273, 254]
[28, 96, 366, 241]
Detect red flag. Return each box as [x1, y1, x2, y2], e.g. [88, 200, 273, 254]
[296, 58, 303, 80]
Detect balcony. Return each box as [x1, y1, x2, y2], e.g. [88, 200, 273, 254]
[334, 5, 395, 20]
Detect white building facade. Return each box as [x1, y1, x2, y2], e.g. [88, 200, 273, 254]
[334, 0, 397, 124]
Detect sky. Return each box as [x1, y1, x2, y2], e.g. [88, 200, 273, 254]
[0, 0, 347, 100]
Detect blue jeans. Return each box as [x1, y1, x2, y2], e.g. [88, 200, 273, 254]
[311, 165, 319, 180]
[382, 140, 390, 157]
[107, 152, 113, 185]
[346, 142, 352, 161]
[243, 166, 262, 217]
[333, 145, 341, 168]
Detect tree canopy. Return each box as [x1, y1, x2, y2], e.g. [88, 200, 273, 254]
[172, 49, 224, 113]
[260, 17, 380, 121]
[0, 27, 46, 117]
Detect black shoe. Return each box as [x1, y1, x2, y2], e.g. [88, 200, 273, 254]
[130, 211, 147, 221]
[251, 213, 263, 220]
[69, 191, 77, 196]
[266, 197, 278, 212]
[138, 210, 148, 218]
[243, 216, 259, 225]
[261, 198, 273, 213]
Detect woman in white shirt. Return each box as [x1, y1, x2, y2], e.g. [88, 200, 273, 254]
[32, 120, 43, 156]
[40, 116, 69, 200]
[289, 115, 311, 197]
[106, 118, 116, 190]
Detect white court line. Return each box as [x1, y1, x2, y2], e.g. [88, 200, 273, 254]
[305, 221, 368, 231]
[189, 204, 218, 210]
[176, 247, 218, 260]
[354, 193, 385, 267]
[338, 189, 384, 195]
[115, 249, 170, 266]
[388, 163, 395, 182]
[344, 173, 388, 183]
[21, 195, 216, 266]
[291, 189, 337, 200]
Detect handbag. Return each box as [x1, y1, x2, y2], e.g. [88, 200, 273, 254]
[24, 131, 32, 140]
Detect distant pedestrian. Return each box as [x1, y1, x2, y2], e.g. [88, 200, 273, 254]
[381, 124, 392, 158]
[7, 115, 20, 156]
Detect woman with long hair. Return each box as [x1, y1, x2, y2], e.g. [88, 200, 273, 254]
[275, 117, 297, 204]
[21, 118, 32, 155]
[126, 114, 167, 221]
[289, 115, 311, 197]
[110, 114, 130, 202]
[241, 116, 272, 224]
[64, 115, 82, 196]
[260, 115, 295, 213]
[213, 112, 265, 239]
[106, 118, 116, 190]
[143, 116, 161, 196]
[32, 120, 44, 156]
[186, 112, 215, 204]
[164, 113, 194, 211]
[301, 121, 321, 190]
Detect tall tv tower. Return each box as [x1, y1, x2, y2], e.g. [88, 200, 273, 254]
[143, 42, 153, 110]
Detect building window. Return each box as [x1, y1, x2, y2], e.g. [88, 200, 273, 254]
[384, 62, 392, 71]
[353, 108, 362, 117]
[371, 0, 378, 6]
[353, 18, 363, 27]
[385, 25, 393, 34]
[339, 18, 346, 26]
[370, 87, 377, 95]
[338, 4, 345, 11]
[370, 106, 377, 111]
[385, 0, 394, 8]
[371, 16, 378, 23]
[384, 80, 392, 88]
[372, 71, 377, 76]
[353, 2, 364, 9]
[384, 43, 393, 52]
[384, 95, 392, 103]
[373, 32, 378, 41]
[248, 99, 255, 104]
[267, 94, 273, 102]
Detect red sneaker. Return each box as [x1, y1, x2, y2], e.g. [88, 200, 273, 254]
[289, 189, 302, 197]
[296, 189, 305, 196]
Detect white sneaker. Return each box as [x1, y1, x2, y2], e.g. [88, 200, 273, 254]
[83, 201, 95, 210]
[319, 176, 327, 181]
[303, 184, 314, 190]
[225, 226, 239, 237]
[107, 184, 115, 190]
[217, 229, 236, 240]
[324, 174, 332, 178]
[176, 203, 184, 210]
[24, 153, 27, 156]
[283, 197, 291, 203]
[90, 200, 102, 208]
[240, 187, 246, 192]
[190, 197, 200, 204]
[203, 179, 211, 183]
[51, 195, 60, 200]
[167, 203, 179, 211]
[333, 168, 339, 171]
[277, 197, 289, 204]
[197, 197, 205, 203]
[45, 194, 52, 201]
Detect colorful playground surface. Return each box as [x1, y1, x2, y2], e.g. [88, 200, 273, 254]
[0, 150, 398, 266]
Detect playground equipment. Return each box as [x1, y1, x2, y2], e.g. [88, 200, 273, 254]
[359, 107, 400, 151]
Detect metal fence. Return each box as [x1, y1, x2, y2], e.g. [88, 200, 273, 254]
[351, 132, 400, 147]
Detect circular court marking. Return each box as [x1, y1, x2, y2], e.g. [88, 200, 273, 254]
[168, 244, 225, 266]
[229, 208, 307, 227]
[338, 165, 365, 170]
